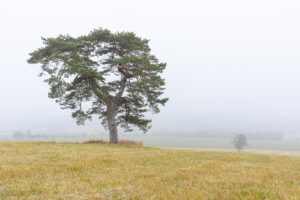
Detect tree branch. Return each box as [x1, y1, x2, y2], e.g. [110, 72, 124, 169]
[87, 78, 108, 102]
[117, 65, 135, 78]
[113, 76, 127, 103]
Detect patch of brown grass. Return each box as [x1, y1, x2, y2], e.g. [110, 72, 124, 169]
[83, 139, 108, 144]
[83, 139, 143, 146]
[118, 140, 143, 146]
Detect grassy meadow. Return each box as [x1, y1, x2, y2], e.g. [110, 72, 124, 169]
[0, 142, 299, 200]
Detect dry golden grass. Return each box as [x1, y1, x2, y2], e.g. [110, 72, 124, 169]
[0, 142, 299, 200]
[118, 140, 143, 147]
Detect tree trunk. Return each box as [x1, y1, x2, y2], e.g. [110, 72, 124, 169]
[107, 103, 119, 143]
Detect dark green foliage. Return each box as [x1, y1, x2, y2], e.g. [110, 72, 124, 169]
[27, 28, 168, 133]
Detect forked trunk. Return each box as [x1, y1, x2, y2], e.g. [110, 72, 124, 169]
[107, 103, 119, 143]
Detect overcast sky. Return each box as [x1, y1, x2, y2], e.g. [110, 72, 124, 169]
[1, 0, 300, 135]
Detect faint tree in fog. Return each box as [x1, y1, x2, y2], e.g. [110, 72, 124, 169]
[232, 134, 248, 151]
[13, 131, 24, 138]
[26, 130, 32, 138]
[27, 28, 168, 143]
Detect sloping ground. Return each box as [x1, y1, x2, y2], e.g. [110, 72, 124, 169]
[0, 143, 299, 200]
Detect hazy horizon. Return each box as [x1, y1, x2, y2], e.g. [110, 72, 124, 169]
[1, 0, 300, 138]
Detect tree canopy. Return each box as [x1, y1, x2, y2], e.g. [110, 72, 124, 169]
[27, 28, 168, 142]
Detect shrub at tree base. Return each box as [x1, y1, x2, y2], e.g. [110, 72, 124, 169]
[84, 139, 143, 146]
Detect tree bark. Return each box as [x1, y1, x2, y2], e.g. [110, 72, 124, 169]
[106, 76, 128, 143]
[107, 102, 119, 143]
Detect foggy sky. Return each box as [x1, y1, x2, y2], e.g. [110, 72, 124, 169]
[1, 0, 300, 135]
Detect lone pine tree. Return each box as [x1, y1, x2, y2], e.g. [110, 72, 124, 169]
[27, 28, 168, 143]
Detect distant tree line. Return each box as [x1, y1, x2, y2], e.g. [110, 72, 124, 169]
[13, 131, 52, 138]
[152, 130, 284, 140]
[13, 131, 98, 139]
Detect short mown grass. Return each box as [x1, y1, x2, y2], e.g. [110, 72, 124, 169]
[0, 142, 299, 199]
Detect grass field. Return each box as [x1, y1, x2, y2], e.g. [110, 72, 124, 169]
[0, 142, 299, 200]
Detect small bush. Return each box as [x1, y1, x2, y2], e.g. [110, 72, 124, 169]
[83, 139, 143, 147]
